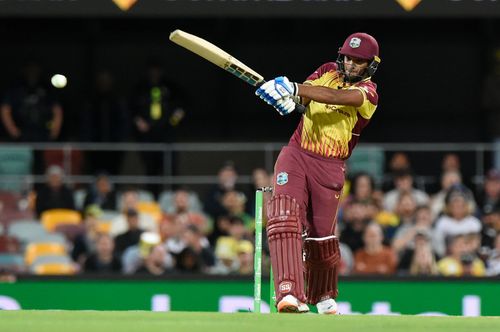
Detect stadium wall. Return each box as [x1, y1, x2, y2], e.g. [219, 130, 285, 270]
[0, 276, 498, 316]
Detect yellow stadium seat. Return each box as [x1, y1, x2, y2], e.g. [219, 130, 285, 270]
[41, 209, 82, 232]
[136, 202, 162, 223]
[96, 222, 112, 234]
[25, 242, 67, 265]
[33, 262, 76, 275]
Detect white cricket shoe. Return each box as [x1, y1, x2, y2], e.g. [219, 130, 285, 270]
[316, 298, 338, 315]
[277, 295, 309, 313]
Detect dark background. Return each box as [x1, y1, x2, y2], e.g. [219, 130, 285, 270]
[0, 17, 498, 144]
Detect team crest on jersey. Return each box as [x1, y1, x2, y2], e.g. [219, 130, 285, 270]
[349, 37, 361, 48]
[276, 172, 288, 186]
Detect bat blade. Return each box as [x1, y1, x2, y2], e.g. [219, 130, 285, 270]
[169, 29, 264, 86]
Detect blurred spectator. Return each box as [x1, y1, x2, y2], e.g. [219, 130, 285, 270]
[476, 169, 500, 216]
[72, 205, 102, 265]
[83, 233, 122, 273]
[335, 226, 354, 276]
[208, 214, 232, 246]
[132, 60, 186, 195]
[480, 202, 500, 250]
[135, 244, 172, 276]
[486, 232, 500, 276]
[247, 168, 273, 214]
[340, 200, 375, 252]
[433, 184, 482, 257]
[353, 222, 397, 275]
[176, 247, 202, 273]
[114, 208, 144, 256]
[382, 152, 411, 191]
[383, 169, 429, 212]
[385, 191, 418, 241]
[0, 61, 63, 171]
[407, 230, 439, 276]
[211, 217, 250, 274]
[437, 234, 486, 277]
[35, 165, 75, 217]
[430, 170, 462, 218]
[82, 173, 117, 211]
[221, 190, 254, 232]
[392, 205, 434, 258]
[111, 189, 157, 235]
[441, 153, 461, 173]
[81, 69, 129, 175]
[177, 224, 215, 271]
[345, 172, 383, 207]
[122, 232, 174, 274]
[397, 228, 439, 275]
[235, 240, 254, 275]
[204, 162, 243, 220]
[1, 61, 60, 142]
[164, 188, 210, 235]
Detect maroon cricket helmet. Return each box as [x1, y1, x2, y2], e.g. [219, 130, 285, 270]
[339, 32, 379, 60]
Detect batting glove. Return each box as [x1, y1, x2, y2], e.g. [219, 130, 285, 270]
[255, 76, 298, 104]
[274, 96, 296, 116]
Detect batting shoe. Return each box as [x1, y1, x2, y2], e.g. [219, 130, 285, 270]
[277, 295, 309, 313]
[316, 298, 338, 315]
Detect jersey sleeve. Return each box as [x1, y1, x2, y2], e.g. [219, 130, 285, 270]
[349, 81, 378, 119]
[304, 62, 338, 84]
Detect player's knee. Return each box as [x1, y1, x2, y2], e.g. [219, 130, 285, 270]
[266, 194, 302, 236]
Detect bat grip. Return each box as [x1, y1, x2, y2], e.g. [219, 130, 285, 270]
[294, 103, 306, 114]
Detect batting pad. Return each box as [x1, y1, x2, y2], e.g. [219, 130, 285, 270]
[304, 235, 340, 305]
[266, 194, 306, 304]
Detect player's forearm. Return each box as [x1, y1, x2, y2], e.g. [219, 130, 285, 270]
[297, 84, 363, 107]
[1, 105, 20, 137]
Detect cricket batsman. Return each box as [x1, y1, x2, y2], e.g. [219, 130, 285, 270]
[256, 32, 380, 314]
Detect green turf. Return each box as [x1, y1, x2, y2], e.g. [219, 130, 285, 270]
[1, 311, 499, 332]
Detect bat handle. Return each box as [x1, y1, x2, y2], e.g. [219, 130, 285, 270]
[294, 103, 306, 114]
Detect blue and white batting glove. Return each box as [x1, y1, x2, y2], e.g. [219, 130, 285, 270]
[255, 76, 298, 105]
[274, 96, 296, 116]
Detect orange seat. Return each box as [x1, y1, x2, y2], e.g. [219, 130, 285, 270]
[41, 209, 82, 232]
[136, 202, 162, 223]
[33, 262, 76, 275]
[25, 242, 67, 265]
[96, 222, 112, 234]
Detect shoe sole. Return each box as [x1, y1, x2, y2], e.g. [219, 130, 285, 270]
[277, 301, 300, 313]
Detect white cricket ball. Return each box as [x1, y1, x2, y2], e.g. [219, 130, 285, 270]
[51, 74, 67, 88]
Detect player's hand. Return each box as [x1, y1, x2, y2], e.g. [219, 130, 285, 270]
[274, 96, 296, 116]
[255, 76, 298, 104]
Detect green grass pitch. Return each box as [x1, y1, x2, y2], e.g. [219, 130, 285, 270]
[1, 311, 499, 332]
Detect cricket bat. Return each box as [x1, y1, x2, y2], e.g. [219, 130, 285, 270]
[169, 29, 306, 114]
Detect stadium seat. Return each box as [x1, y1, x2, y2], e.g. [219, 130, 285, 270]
[30, 232, 67, 245]
[41, 209, 82, 232]
[0, 253, 25, 272]
[54, 224, 85, 242]
[31, 262, 76, 275]
[9, 220, 47, 244]
[43, 149, 83, 176]
[31, 254, 73, 266]
[346, 146, 385, 181]
[24, 242, 67, 265]
[0, 146, 33, 192]
[136, 201, 162, 223]
[159, 190, 203, 213]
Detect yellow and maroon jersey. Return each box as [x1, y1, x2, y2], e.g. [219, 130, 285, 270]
[289, 62, 378, 159]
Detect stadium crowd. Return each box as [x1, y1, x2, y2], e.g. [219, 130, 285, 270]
[0, 62, 499, 278]
[0, 153, 499, 278]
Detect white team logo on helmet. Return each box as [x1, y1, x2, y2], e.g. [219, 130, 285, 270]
[349, 37, 361, 48]
[276, 172, 288, 186]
